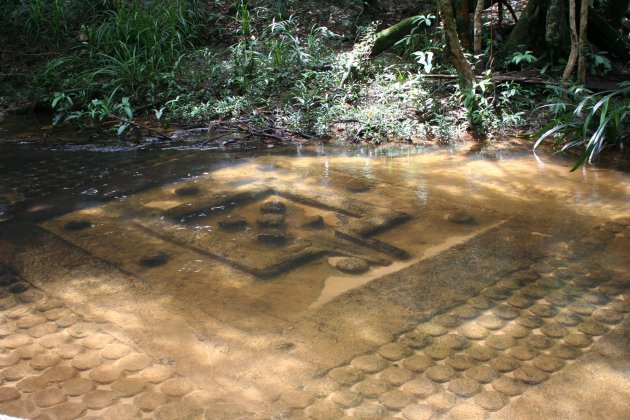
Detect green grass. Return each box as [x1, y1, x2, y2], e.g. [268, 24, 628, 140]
[0, 0, 121, 50]
[2, 0, 212, 122]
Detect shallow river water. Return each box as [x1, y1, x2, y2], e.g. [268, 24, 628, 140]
[0, 135, 629, 419]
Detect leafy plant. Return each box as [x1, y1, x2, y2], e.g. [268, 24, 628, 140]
[455, 72, 531, 135]
[165, 10, 340, 126]
[412, 51, 435, 74]
[271, 0, 289, 19]
[395, 14, 436, 60]
[2, 0, 99, 46]
[51, 92, 74, 125]
[0, 0, 547, 148]
[234, 0, 252, 38]
[460, 71, 494, 131]
[535, 82, 630, 170]
[508, 50, 537, 67]
[52, 87, 137, 136]
[587, 52, 612, 76]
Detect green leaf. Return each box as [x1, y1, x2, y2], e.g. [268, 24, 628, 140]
[154, 107, 165, 121]
[117, 122, 130, 136]
[533, 125, 566, 149]
[52, 94, 63, 108]
[570, 147, 591, 171]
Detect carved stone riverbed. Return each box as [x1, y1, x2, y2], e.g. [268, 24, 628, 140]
[0, 142, 629, 419]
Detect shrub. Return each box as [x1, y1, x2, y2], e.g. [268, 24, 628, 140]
[535, 82, 630, 170]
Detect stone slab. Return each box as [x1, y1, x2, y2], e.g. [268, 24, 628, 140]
[284, 220, 546, 368]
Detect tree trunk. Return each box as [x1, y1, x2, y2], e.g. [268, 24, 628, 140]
[372, 0, 524, 58]
[498, 0, 628, 67]
[577, 0, 589, 84]
[473, 0, 484, 56]
[545, 0, 570, 62]
[587, 5, 629, 59]
[496, 0, 548, 64]
[563, 0, 579, 79]
[453, 0, 473, 50]
[438, 0, 475, 89]
[371, 15, 425, 57]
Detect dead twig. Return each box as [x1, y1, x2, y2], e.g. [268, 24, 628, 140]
[171, 117, 311, 145]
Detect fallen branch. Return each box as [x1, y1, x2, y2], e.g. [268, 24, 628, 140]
[0, 49, 63, 56]
[170, 118, 312, 146]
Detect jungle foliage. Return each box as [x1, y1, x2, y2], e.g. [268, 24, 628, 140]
[0, 1, 628, 168]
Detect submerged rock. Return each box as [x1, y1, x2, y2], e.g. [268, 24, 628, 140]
[336, 257, 370, 274]
[140, 252, 169, 268]
[301, 215, 324, 229]
[259, 164, 283, 172]
[260, 200, 286, 214]
[257, 233, 286, 246]
[0, 271, 19, 287]
[346, 181, 373, 193]
[218, 216, 248, 231]
[446, 211, 476, 225]
[64, 220, 94, 231]
[8, 282, 30, 293]
[257, 214, 285, 228]
[174, 186, 200, 197]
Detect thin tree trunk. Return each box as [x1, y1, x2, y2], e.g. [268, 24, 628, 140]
[563, 0, 579, 80]
[473, 0, 484, 56]
[577, 0, 589, 84]
[546, 0, 570, 62]
[438, 0, 475, 89]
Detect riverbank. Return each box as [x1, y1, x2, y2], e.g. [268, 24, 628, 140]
[1, 1, 628, 169]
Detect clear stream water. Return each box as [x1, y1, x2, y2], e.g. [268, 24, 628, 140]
[0, 116, 629, 418]
[2, 131, 628, 320]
